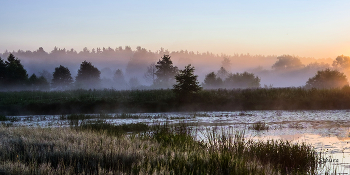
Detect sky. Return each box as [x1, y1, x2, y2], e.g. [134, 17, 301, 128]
[1, 0, 349, 59]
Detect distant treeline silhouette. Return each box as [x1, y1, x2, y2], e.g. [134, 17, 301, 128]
[0, 47, 349, 90]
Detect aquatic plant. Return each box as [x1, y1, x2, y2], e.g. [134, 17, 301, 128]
[249, 121, 269, 131]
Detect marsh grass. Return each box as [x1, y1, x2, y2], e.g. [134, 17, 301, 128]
[62, 113, 190, 121]
[3, 88, 350, 115]
[249, 121, 269, 131]
[206, 127, 320, 174]
[78, 120, 150, 136]
[238, 112, 254, 116]
[115, 113, 168, 119]
[60, 114, 120, 120]
[0, 123, 324, 174]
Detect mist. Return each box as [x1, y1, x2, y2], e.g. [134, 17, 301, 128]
[0, 46, 336, 91]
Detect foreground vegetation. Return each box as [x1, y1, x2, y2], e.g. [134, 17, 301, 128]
[0, 121, 323, 174]
[2, 87, 350, 115]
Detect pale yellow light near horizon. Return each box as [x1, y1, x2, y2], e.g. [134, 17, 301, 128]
[10, 37, 348, 61]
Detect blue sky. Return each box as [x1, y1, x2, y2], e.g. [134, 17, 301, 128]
[1, 0, 349, 58]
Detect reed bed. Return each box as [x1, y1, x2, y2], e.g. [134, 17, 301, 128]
[2, 87, 350, 115]
[0, 122, 324, 174]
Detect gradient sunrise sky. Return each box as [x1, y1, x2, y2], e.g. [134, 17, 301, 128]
[1, 0, 349, 59]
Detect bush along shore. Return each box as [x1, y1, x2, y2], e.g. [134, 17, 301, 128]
[2, 87, 350, 115]
[0, 121, 324, 174]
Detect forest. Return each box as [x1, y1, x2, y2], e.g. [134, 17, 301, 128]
[0, 46, 349, 91]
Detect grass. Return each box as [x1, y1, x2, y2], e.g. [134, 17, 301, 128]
[60, 113, 153, 120]
[78, 120, 150, 136]
[114, 113, 166, 119]
[249, 121, 269, 131]
[0, 122, 325, 174]
[2, 87, 350, 115]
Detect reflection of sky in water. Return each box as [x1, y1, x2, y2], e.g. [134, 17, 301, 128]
[6, 110, 350, 173]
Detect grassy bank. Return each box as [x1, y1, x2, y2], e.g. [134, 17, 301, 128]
[1, 87, 350, 115]
[0, 122, 322, 174]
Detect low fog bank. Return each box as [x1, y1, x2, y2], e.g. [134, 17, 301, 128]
[0, 46, 339, 91]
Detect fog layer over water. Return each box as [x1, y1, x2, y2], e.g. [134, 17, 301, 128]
[0, 46, 337, 89]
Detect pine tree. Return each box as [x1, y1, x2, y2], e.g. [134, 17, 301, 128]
[4, 53, 28, 87]
[155, 55, 178, 88]
[52, 65, 73, 90]
[0, 57, 6, 87]
[76, 61, 101, 89]
[173, 64, 201, 97]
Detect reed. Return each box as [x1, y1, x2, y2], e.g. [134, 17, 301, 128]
[0, 123, 325, 174]
[78, 120, 150, 136]
[2, 87, 350, 115]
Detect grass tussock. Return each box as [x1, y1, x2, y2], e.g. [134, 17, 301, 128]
[0, 123, 323, 174]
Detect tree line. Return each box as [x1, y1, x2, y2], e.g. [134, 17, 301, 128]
[0, 53, 349, 91]
[2, 46, 342, 87]
[0, 54, 185, 91]
[0, 54, 102, 91]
